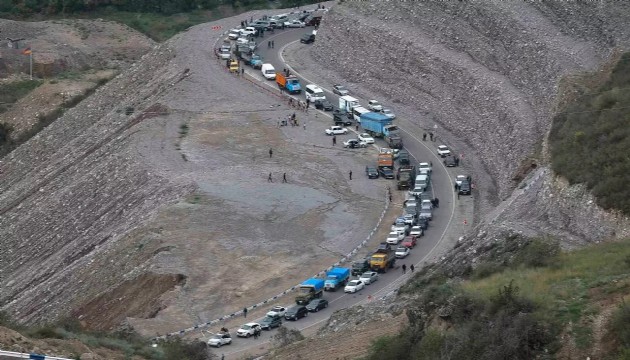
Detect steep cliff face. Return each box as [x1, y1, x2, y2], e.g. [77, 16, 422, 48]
[307, 0, 630, 242]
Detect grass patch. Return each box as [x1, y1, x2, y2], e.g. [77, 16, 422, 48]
[550, 51, 630, 215]
[370, 237, 630, 359]
[0, 314, 211, 359]
[0, 79, 43, 114]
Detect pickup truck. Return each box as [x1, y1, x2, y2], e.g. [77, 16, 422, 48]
[325, 126, 348, 135]
[324, 267, 351, 291]
[295, 278, 325, 305]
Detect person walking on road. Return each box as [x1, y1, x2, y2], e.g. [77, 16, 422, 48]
[434, 198, 440, 208]
[271, 40, 275, 48]
[410, 264, 415, 273]
[402, 264, 407, 274]
[423, 132, 427, 141]
[429, 132, 434, 141]
[243, 307, 248, 318]
[283, 173, 287, 183]
[269, 148, 273, 158]
[349, 170, 353, 180]
[332, 136, 337, 146]
[268, 173, 273, 182]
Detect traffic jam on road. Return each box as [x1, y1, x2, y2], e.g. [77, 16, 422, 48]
[209, 6, 475, 352]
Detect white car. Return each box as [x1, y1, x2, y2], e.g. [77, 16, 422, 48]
[241, 27, 257, 36]
[409, 184, 425, 197]
[219, 48, 231, 60]
[386, 231, 405, 245]
[208, 332, 232, 347]
[409, 226, 424, 237]
[343, 139, 368, 148]
[391, 223, 409, 234]
[266, 306, 287, 318]
[284, 20, 305, 28]
[325, 126, 348, 135]
[359, 271, 379, 285]
[236, 37, 250, 45]
[421, 199, 433, 209]
[456, 175, 471, 187]
[367, 100, 383, 111]
[437, 145, 451, 157]
[419, 162, 432, 173]
[228, 30, 241, 40]
[381, 108, 396, 119]
[403, 214, 415, 225]
[357, 133, 375, 144]
[344, 280, 365, 293]
[395, 246, 410, 258]
[236, 322, 261, 338]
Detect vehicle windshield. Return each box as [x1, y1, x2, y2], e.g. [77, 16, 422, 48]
[348, 281, 359, 286]
[336, 85, 346, 91]
[387, 125, 399, 131]
[241, 325, 251, 330]
[298, 288, 311, 294]
[360, 273, 371, 278]
[289, 79, 299, 84]
[265, 70, 275, 74]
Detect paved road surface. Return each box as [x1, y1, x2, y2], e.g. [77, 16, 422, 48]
[213, 22, 470, 359]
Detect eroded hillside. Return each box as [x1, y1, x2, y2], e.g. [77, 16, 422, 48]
[304, 1, 630, 244]
[0, 9, 387, 337]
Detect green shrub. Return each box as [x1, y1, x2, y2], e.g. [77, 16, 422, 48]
[471, 262, 505, 280]
[364, 333, 412, 360]
[512, 237, 560, 268]
[550, 52, 630, 215]
[611, 300, 630, 348]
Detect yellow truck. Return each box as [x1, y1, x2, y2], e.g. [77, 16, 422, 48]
[229, 60, 239, 73]
[369, 243, 396, 273]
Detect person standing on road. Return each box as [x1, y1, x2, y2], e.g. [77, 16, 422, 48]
[283, 173, 287, 183]
[410, 264, 415, 273]
[402, 264, 407, 274]
[434, 198, 440, 208]
[423, 133, 427, 141]
[243, 307, 248, 318]
[332, 136, 337, 146]
[272, 40, 275, 48]
[429, 132, 434, 141]
[269, 148, 273, 158]
[268, 40, 271, 48]
[349, 170, 353, 180]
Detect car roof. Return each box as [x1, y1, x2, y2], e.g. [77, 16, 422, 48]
[244, 322, 259, 326]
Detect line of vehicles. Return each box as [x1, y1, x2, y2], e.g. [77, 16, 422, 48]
[208, 6, 478, 351]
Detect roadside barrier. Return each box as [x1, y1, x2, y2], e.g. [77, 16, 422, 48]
[156, 188, 391, 340]
[0, 350, 74, 360]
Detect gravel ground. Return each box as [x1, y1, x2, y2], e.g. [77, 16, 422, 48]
[0, 7, 388, 333]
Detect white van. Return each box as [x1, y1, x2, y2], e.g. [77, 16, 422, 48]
[305, 84, 326, 102]
[352, 106, 370, 123]
[261, 63, 276, 80]
[415, 174, 429, 190]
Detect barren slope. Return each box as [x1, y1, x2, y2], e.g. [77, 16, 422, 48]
[305, 1, 630, 243]
[0, 10, 387, 336]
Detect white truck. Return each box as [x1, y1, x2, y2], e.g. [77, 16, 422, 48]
[339, 95, 359, 114]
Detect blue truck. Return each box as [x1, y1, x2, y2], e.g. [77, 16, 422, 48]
[276, 72, 302, 94]
[240, 53, 263, 69]
[360, 112, 403, 148]
[324, 267, 351, 291]
[295, 278, 325, 304]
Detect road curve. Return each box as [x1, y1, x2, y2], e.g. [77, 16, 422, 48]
[212, 23, 464, 360]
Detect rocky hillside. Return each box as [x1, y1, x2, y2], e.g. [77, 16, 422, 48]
[0, 19, 155, 78]
[309, 1, 630, 243]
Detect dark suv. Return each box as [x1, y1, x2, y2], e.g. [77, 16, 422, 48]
[444, 155, 458, 167]
[260, 315, 282, 330]
[285, 306, 309, 320]
[459, 180, 471, 195]
[352, 258, 370, 275]
[300, 33, 315, 44]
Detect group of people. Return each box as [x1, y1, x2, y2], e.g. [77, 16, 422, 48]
[422, 132, 435, 141]
[401, 264, 415, 274]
